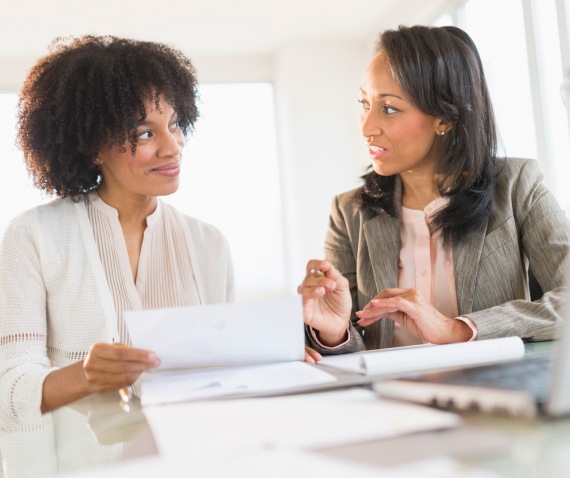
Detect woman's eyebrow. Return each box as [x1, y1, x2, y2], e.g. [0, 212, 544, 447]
[136, 112, 178, 127]
[358, 87, 403, 100]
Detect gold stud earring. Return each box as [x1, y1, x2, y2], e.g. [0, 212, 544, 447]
[439, 131, 445, 136]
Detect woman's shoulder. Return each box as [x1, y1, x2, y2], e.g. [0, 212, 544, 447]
[496, 157, 542, 186]
[4, 197, 77, 233]
[332, 186, 363, 212]
[494, 157, 546, 201]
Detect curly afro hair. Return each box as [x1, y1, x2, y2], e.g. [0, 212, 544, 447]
[17, 35, 200, 198]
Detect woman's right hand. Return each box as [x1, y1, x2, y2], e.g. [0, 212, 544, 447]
[82, 342, 161, 393]
[297, 260, 352, 346]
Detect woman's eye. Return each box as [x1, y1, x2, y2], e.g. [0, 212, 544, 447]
[170, 120, 181, 131]
[383, 105, 398, 114]
[137, 130, 152, 140]
[357, 99, 370, 110]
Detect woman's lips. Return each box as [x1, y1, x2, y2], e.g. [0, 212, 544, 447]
[368, 144, 387, 160]
[152, 161, 180, 177]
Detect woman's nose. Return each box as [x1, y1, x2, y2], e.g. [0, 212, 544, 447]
[158, 131, 184, 157]
[360, 110, 381, 139]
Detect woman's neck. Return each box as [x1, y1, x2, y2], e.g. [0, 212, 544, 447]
[400, 170, 440, 211]
[96, 186, 157, 228]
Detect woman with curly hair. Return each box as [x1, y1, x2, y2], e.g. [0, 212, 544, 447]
[0, 36, 234, 423]
[298, 25, 570, 353]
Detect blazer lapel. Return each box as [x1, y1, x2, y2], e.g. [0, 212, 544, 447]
[453, 221, 489, 315]
[362, 179, 402, 349]
[364, 213, 401, 292]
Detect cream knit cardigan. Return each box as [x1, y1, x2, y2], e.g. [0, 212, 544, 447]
[0, 197, 234, 429]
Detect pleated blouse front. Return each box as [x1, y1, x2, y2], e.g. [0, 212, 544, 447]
[85, 193, 200, 344]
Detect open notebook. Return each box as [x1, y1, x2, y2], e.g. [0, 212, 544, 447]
[373, 318, 570, 418]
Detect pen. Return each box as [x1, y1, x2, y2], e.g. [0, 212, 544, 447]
[112, 338, 133, 405]
[310, 268, 325, 278]
[118, 386, 133, 404]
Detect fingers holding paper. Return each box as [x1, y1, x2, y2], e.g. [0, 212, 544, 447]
[304, 345, 322, 364]
[355, 288, 472, 345]
[297, 260, 352, 346]
[82, 342, 161, 393]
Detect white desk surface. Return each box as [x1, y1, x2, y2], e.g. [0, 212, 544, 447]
[1, 342, 568, 478]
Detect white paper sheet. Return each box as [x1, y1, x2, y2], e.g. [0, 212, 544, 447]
[139, 361, 337, 406]
[318, 336, 525, 376]
[124, 295, 304, 369]
[143, 389, 460, 459]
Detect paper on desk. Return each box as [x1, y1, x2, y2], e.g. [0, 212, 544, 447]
[143, 389, 460, 459]
[139, 361, 337, 406]
[318, 336, 525, 376]
[124, 295, 304, 369]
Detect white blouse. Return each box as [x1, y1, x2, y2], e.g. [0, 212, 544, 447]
[86, 193, 201, 345]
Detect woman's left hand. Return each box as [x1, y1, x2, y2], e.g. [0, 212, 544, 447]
[355, 288, 472, 344]
[304, 346, 322, 364]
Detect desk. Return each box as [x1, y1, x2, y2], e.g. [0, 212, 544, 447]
[1, 343, 569, 477]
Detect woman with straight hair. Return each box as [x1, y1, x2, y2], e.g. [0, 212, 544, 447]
[299, 25, 570, 353]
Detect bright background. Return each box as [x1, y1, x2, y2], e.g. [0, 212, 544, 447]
[2, 0, 570, 301]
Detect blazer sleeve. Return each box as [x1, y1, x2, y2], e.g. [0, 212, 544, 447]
[465, 159, 570, 341]
[305, 194, 365, 354]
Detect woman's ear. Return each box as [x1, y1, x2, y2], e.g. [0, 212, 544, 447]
[435, 118, 452, 136]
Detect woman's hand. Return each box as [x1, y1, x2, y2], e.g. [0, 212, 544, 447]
[82, 342, 161, 393]
[304, 346, 322, 364]
[355, 288, 473, 344]
[297, 260, 352, 346]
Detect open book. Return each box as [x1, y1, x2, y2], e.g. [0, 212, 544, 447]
[317, 336, 525, 376]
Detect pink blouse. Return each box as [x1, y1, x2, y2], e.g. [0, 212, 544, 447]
[312, 196, 477, 350]
[394, 197, 459, 346]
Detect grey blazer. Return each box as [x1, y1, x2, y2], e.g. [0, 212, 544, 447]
[307, 158, 570, 354]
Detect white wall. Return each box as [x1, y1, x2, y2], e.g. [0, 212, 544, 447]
[274, 41, 370, 289]
[179, 43, 374, 292]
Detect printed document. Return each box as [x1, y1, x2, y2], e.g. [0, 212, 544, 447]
[124, 295, 304, 369]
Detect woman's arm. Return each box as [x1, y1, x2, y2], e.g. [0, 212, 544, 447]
[40, 343, 159, 413]
[466, 159, 570, 340]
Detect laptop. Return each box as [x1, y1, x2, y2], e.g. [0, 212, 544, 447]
[373, 316, 570, 419]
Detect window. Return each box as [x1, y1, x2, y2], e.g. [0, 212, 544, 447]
[430, 0, 570, 214]
[0, 84, 288, 301]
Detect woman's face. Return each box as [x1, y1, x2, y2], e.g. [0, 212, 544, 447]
[359, 52, 446, 178]
[97, 96, 184, 202]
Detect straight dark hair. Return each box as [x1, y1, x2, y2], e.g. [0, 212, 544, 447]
[357, 25, 498, 244]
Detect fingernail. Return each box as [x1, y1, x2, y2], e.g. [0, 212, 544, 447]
[152, 358, 161, 367]
[148, 353, 157, 361]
